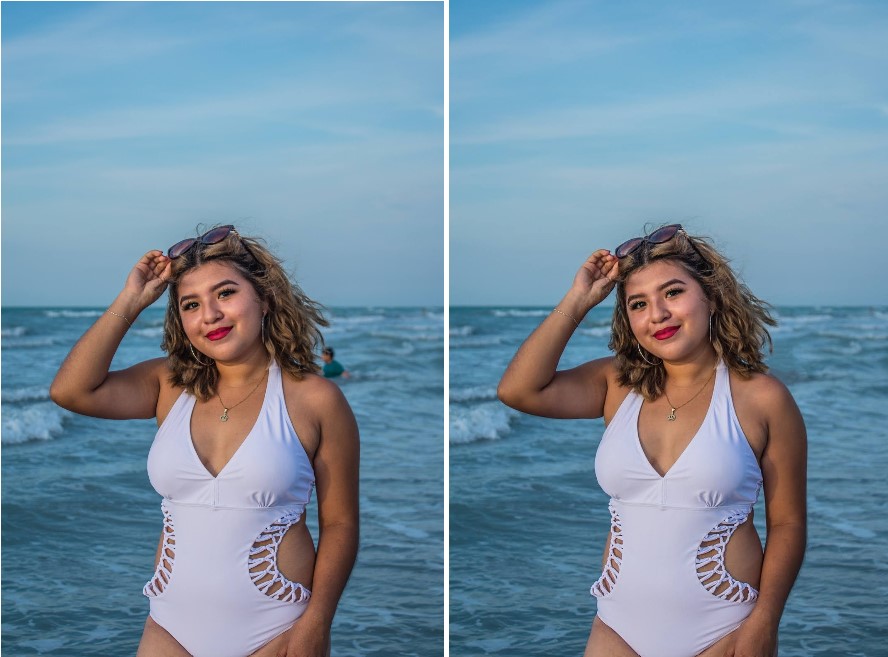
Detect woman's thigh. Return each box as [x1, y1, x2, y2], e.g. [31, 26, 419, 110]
[135, 616, 192, 657]
[584, 616, 641, 657]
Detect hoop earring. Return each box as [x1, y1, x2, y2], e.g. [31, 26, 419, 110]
[261, 314, 268, 345]
[637, 344, 658, 366]
[709, 313, 713, 343]
[190, 344, 210, 366]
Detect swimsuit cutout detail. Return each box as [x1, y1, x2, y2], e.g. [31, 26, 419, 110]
[144, 361, 315, 657]
[592, 362, 763, 657]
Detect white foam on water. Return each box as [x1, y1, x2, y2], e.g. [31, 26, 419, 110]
[330, 314, 386, 325]
[1, 326, 28, 337]
[492, 309, 550, 317]
[2, 337, 56, 348]
[44, 309, 103, 318]
[578, 326, 611, 338]
[450, 325, 474, 336]
[2, 386, 50, 403]
[1, 402, 68, 444]
[132, 326, 164, 338]
[450, 385, 498, 403]
[450, 402, 516, 444]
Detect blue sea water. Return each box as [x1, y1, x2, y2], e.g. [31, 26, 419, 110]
[450, 306, 888, 657]
[1, 306, 444, 656]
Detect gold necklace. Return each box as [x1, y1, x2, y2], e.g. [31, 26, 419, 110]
[217, 370, 268, 422]
[664, 366, 717, 422]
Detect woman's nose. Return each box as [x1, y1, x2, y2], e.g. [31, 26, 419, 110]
[650, 299, 671, 323]
[202, 300, 222, 323]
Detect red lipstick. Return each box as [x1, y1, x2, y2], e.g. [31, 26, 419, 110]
[206, 327, 232, 341]
[653, 326, 679, 340]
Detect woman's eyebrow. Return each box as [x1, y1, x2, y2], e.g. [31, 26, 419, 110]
[626, 278, 686, 303]
[179, 280, 240, 303]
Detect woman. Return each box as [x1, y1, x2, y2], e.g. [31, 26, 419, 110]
[51, 225, 360, 657]
[497, 225, 806, 657]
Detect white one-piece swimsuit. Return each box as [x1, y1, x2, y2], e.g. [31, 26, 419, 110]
[144, 361, 315, 657]
[592, 362, 763, 657]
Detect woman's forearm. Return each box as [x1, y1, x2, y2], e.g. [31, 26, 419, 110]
[50, 291, 143, 406]
[302, 521, 359, 627]
[497, 289, 593, 405]
[751, 521, 806, 626]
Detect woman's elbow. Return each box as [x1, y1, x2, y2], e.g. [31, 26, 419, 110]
[49, 375, 86, 412]
[496, 380, 525, 410]
[49, 376, 71, 409]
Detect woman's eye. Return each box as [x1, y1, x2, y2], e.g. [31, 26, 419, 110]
[629, 300, 645, 311]
[219, 288, 236, 298]
[181, 301, 198, 311]
[665, 287, 684, 298]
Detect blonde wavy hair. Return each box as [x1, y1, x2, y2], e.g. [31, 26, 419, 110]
[161, 226, 328, 401]
[609, 226, 776, 400]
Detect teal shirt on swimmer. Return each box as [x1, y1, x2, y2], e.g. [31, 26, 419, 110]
[323, 360, 345, 378]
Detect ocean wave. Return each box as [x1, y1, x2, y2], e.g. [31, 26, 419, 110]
[450, 385, 498, 403]
[450, 402, 516, 444]
[578, 326, 611, 338]
[1, 402, 68, 444]
[132, 327, 164, 338]
[330, 314, 386, 325]
[775, 313, 835, 324]
[492, 309, 550, 318]
[450, 325, 474, 337]
[1, 326, 28, 337]
[44, 309, 103, 318]
[2, 337, 56, 349]
[380, 341, 416, 357]
[450, 336, 504, 348]
[2, 386, 50, 403]
[370, 331, 442, 342]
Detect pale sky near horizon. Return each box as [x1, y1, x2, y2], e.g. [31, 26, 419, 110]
[451, 0, 888, 306]
[2, 1, 443, 308]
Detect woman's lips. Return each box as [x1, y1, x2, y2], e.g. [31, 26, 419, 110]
[653, 326, 680, 340]
[206, 327, 232, 341]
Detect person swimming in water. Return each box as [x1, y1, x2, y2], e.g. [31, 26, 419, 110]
[321, 347, 350, 379]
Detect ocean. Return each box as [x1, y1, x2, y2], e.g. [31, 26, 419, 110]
[1, 306, 444, 656]
[450, 305, 888, 657]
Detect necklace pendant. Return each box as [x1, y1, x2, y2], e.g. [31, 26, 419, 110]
[220, 409, 229, 422]
[667, 408, 677, 422]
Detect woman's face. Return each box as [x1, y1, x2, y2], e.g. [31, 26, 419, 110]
[176, 260, 266, 364]
[623, 259, 714, 364]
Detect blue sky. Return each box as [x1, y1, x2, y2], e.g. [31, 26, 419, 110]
[2, 1, 443, 307]
[451, 0, 888, 306]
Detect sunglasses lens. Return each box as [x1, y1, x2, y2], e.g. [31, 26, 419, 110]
[647, 224, 681, 245]
[615, 238, 644, 259]
[168, 238, 196, 258]
[199, 225, 234, 245]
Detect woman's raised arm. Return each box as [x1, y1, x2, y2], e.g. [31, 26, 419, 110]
[497, 249, 620, 419]
[50, 250, 172, 420]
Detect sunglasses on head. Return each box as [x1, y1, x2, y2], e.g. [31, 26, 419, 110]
[614, 224, 685, 259]
[168, 225, 255, 261]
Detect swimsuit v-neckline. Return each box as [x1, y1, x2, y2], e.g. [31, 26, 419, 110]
[187, 370, 272, 479]
[633, 365, 720, 479]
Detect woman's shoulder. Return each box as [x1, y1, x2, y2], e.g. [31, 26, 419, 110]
[728, 368, 801, 427]
[281, 368, 350, 412]
[729, 368, 794, 404]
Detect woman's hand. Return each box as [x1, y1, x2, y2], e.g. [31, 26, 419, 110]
[722, 613, 778, 657]
[122, 250, 173, 311]
[278, 613, 330, 657]
[568, 249, 620, 313]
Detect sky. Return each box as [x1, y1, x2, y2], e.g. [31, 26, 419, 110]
[2, 1, 443, 308]
[450, 0, 888, 306]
